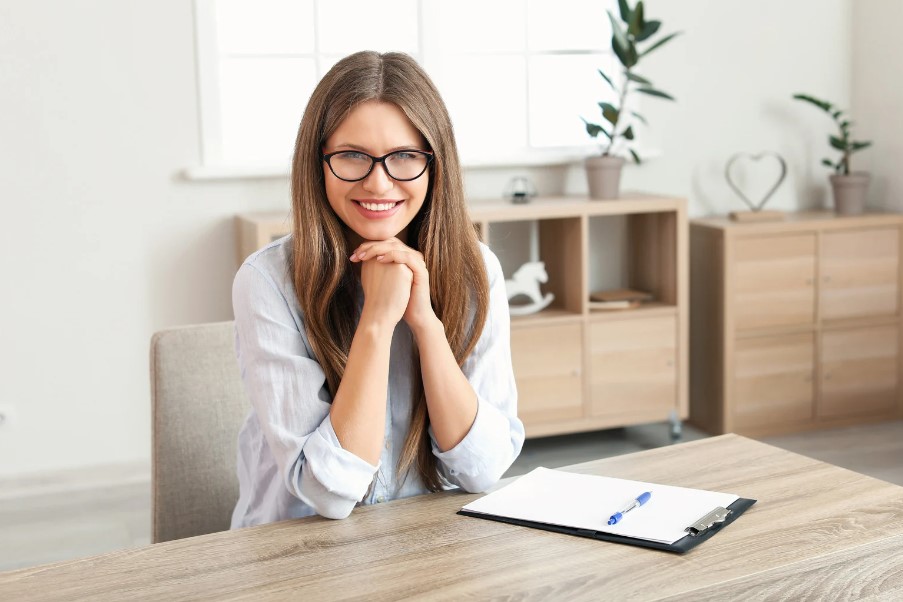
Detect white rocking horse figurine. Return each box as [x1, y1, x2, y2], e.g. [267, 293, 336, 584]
[505, 261, 555, 316]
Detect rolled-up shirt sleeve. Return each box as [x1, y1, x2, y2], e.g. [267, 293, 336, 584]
[432, 247, 526, 492]
[233, 262, 378, 519]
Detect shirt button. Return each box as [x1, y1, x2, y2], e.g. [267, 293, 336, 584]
[385, 441, 390, 450]
[377, 495, 386, 503]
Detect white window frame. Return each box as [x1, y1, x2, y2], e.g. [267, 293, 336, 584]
[186, 0, 650, 180]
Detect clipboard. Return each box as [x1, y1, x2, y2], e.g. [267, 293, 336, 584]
[457, 467, 757, 554]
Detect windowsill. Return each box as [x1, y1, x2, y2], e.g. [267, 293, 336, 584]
[180, 148, 661, 181]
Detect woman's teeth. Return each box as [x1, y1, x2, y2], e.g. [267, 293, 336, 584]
[359, 201, 398, 212]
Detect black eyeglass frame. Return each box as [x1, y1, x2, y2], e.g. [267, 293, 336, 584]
[322, 149, 435, 182]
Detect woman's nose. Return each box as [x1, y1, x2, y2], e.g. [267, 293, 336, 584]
[361, 162, 393, 195]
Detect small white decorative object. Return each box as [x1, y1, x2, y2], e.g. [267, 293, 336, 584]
[505, 261, 554, 316]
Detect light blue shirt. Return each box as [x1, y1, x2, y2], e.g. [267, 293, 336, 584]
[230, 235, 525, 527]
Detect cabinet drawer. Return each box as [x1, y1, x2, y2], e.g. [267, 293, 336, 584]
[733, 234, 816, 330]
[821, 228, 900, 321]
[510, 323, 583, 426]
[820, 325, 899, 418]
[733, 333, 815, 430]
[589, 315, 677, 418]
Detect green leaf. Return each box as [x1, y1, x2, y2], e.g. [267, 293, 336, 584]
[832, 109, 843, 119]
[639, 31, 681, 58]
[851, 141, 872, 152]
[599, 102, 619, 125]
[628, 148, 642, 164]
[611, 34, 637, 68]
[631, 111, 648, 125]
[609, 11, 631, 64]
[626, 72, 652, 85]
[792, 94, 832, 113]
[829, 135, 847, 151]
[623, 125, 635, 140]
[618, 0, 631, 22]
[636, 87, 675, 101]
[582, 118, 612, 140]
[821, 158, 834, 168]
[636, 20, 661, 42]
[628, 1, 644, 37]
[597, 69, 616, 91]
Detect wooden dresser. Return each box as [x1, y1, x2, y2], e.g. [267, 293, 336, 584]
[690, 212, 903, 437]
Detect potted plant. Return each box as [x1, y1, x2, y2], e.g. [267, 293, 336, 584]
[792, 93, 873, 215]
[582, 0, 680, 200]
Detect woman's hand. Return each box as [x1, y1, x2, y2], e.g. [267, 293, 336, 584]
[351, 238, 437, 332]
[357, 251, 413, 329]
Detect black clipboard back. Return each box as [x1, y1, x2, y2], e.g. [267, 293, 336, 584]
[458, 497, 756, 554]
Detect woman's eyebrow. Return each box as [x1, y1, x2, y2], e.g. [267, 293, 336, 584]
[331, 142, 425, 153]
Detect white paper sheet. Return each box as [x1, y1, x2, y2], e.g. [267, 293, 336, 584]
[461, 467, 739, 544]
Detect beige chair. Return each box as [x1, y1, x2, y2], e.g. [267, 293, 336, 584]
[150, 321, 248, 543]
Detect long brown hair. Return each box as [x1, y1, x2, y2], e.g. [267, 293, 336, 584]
[290, 51, 489, 491]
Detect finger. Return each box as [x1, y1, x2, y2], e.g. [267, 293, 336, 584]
[375, 250, 428, 280]
[355, 241, 416, 262]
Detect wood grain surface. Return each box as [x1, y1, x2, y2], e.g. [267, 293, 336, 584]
[3, 434, 903, 601]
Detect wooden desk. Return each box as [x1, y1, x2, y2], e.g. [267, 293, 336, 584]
[3, 434, 903, 600]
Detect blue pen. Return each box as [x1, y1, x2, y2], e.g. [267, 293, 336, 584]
[608, 491, 652, 525]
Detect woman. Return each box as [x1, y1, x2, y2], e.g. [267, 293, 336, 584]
[231, 51, 524, 526]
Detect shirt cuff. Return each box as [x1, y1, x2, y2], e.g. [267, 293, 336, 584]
[431, 397, 519, 482]
[302, 413, 380, 501]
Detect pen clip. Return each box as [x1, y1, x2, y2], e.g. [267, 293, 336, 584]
[685, 506, 731, 536]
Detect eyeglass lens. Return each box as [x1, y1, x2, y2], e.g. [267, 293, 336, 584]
[328, 151, 429, 181]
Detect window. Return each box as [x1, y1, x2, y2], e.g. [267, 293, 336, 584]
[192, 0, 623, 175]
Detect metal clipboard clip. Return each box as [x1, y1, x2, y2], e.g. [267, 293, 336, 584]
[685, 506, 732, 537]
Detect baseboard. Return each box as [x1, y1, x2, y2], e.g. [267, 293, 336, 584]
[0, 461, 150, 501]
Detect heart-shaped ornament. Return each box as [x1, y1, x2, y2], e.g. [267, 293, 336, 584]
[725, 152, 787, 212]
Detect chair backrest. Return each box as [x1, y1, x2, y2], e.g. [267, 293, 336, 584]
[150, 321, 248, 543]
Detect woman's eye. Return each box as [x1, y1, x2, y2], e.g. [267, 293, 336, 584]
[340, 151, 369, 161]
[393, 152, 417, 161]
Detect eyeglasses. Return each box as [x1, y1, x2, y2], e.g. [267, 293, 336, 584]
[322, 149, 434, 182]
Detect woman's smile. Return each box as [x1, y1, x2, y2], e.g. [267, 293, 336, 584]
[354, 199, 404, 217]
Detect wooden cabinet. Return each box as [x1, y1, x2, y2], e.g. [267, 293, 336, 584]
[820, 325, 898, 418]
[733, 234, 816, 330]
[238, 194, 689, 439]
[511, 322, 583, 429]
[820, 228, 899, 320]
[691, 212, 903, 437]
[588, 314, 677, 422]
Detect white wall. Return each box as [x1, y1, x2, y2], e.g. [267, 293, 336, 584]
[0, 0, 855, 477]
[852, 0, 903, 212]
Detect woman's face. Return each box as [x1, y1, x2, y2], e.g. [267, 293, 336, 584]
[323, 100, 430, 245]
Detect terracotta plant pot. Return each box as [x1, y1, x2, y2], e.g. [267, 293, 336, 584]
[585, 155, 626, 200]
[829, 172, 871, 216]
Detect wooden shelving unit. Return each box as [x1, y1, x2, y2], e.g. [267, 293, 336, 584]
[236, 193, 688, 438]
[690, 211, 903, 437]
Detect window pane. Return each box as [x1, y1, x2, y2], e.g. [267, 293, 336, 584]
[527, 0, 614, 51]
[437, 0, 526, 53]
[317, 0, 419, 54]
[216, 0, 314, 55]
[437, 55, 528, 160]
[218, 58, 317, 163]
[528, 54, 620, 148]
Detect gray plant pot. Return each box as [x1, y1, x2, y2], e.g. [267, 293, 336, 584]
[585, 155, 626, 200]
[829, 172, 870, 216]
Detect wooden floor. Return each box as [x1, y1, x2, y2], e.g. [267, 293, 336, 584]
[2, 419, 901, 573]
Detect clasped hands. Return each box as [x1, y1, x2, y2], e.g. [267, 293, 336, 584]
[350, 238, 435, 332]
